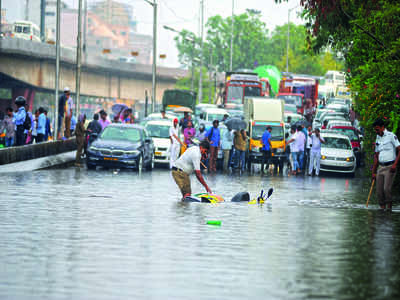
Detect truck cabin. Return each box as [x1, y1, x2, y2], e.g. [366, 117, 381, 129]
[224, 73, 262, 108]
[277, 93, 304, 115]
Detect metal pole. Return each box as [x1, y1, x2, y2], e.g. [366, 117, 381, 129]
[75, 0, 83, 117]
[40, 0, 46, 41]
[286, 9, 289, 73]
[230, 0, 234, 71]
[83, 0, 87, 58]
[208, 47, 212, 104]
[191, 39, 195, 92]
[54, 0, 61, 140]
[151, 1, 157, 113]
[144, 89, 148, 117]
[198, 0, 204, 104]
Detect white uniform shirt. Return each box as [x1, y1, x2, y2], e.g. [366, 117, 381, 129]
[169, 126, 180, 145]
[294, 131, 306, 152]
[375, 130, 400, 163]
[311, 134, 325, 152]
[174, 146, 201, 174]
[306, 133, 313, 149]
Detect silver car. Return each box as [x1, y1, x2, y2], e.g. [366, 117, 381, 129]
[320, 131, 356, 176]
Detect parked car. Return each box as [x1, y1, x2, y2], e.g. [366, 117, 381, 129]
[140, 112, 177, 127]
[86, 124, 154, 171]
[145, 119, 175, 166]
[320, 130, 356, 176]
[327, 120, 352, 129]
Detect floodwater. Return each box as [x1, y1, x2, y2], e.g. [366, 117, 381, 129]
[1, 167, 400, 299]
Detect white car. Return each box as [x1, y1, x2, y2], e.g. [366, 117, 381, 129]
[145, 120, 175, 165]
[200, 108, 229, 123]
[320, 131, 356, 176]
[327, 120, 352, 129]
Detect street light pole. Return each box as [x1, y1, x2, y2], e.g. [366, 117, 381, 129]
[286, 5, 299, 73]
[75, 0, 83, 116]
[54, 0, 61, 140]
[145, 0, 157, 113]
[198, 0, 204, 104]
[163, 25, 196, 92]
[230, 0, 234, 71]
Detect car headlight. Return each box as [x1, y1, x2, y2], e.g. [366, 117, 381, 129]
[321, 155, 326, 160]
[124, 150, 140, 156]
[346, 157, 355, 162]
[89, 146, 99, 152]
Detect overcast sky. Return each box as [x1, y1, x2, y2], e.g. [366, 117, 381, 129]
[4, 0, 304, 68]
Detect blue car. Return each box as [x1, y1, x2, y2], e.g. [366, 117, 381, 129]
[86, 124, 155, 171]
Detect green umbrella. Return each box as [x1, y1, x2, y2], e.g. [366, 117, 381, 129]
[254, 65, 281, 95]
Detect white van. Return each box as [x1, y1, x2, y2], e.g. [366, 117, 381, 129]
[12, 21, 41, 42]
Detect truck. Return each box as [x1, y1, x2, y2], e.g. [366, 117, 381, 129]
[162, 89, 197, 114]
[277, 73, 319, 115]
[223, 71, 263, 109]
[244, 97, 286, 172]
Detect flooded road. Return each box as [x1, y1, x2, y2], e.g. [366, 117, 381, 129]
[1, 168, 400, 299]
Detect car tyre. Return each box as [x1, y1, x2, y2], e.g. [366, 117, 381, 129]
[137, 155, 143, 172]
[146, 153, 154, 170]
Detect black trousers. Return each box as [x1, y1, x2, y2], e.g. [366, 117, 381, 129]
[16, 125, 25, 146]
[261, 150, 271, 171]
[37, 134, 44, 143]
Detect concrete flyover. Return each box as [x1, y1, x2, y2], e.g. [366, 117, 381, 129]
[0, 38, 187, 112]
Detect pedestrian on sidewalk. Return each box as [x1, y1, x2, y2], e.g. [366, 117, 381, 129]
[221, 127, 233, 172]
[171, 140, 212, 199]
[44, 109, 52, 141]
[261, 126, 272, 174]
[371, 118, 400, 211]
[0, 107, 15, 147]
[64, 87, 74, 138]
[233, 129, 247, 171]
[36, 107, 46, 143]
[70, 115, 77, 136]
[24, 104, 34, 144]
[13, 96, 27, 146]
[75, 113, 86, 167]
[169, 118, 184, 169]
[308, 128, 325, 176]
[206, 120, 221, 173]
[57, 87, 68, 139]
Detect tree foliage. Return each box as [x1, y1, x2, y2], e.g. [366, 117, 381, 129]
[299, 0, 400, 173]
[174, 9, 344, 76]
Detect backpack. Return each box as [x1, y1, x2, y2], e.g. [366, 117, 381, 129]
[23, 113, 31, 130]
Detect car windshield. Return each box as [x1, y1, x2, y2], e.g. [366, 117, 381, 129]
[252, 125, 284, 141]
[23, 26, 30, 33]
[323, 137, 352, 150]
[207, 113, 225, 122]
[145, 124, 170, 138]
[332, 128, 359, 141]
[101, 127, 141, 142]
[278, 95, 302, 107]
[244, 86, 261, 97]
[227, 86, 243, 104]
[284, 105, 297, 113]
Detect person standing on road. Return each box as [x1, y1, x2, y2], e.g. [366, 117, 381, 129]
[261, 126, 272, 174]
[195, 124, 207, 142]
[171, 140, 212, 199]
[13, 96, 27, 146]
[99, 110, 111, 130]
[87, 113, 102, 146]
[287, 126, 304, 175]
[169, 118, 184, 169]
[206, 120, 221, 173]
[58, 87, 68, 139]
[221, 127, 233, 172]
[308, 128, 325, 176]
[0, 107, 15, 147]
[371, 118, 400, 211]
[183, 120, 196, 146]
[233, 129, 247, 171]
[75, 113, 86, 167]
[306, 126, 313, 171]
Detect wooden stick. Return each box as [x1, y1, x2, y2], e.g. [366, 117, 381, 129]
[201, 161, 207, 169]
[366, 179, 375, 208]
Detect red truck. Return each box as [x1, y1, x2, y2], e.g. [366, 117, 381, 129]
[277, 74, 319, 116]
[223, 71, 263, 109]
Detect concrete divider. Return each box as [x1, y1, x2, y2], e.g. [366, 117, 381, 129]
[0, 138, 77, 165]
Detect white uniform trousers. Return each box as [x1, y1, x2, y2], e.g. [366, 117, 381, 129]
[309, 150, 321, 175]
[170, 143, 180, 169]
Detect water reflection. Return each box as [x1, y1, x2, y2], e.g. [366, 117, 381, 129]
[0, 168, 399, 299]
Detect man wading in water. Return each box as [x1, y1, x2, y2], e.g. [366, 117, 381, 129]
[171, 140, 212, 199]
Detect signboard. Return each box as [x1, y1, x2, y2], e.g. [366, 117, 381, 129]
[230, 74, 259, 82]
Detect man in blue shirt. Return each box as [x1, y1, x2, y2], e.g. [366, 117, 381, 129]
[261, 126, 272, 174]
[13, 96, 27, 146]
[206, 120, 221, 172]
[37, 107, 47, 143]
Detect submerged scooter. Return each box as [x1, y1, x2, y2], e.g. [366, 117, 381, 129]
[183, 188, 273, 204]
